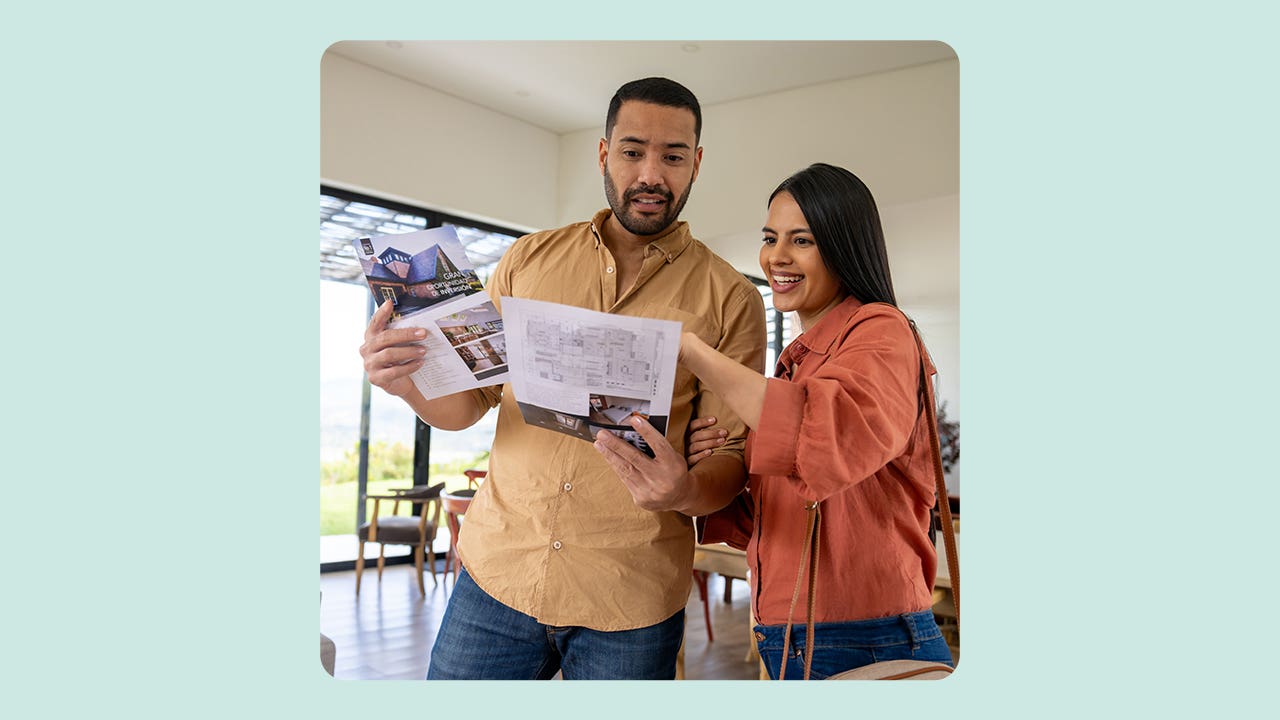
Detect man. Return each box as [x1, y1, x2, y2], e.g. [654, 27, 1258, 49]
[359, 77, 765, 679]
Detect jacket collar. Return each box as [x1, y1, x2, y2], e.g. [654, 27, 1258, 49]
[779, 297, 937, 380]
[791, 295, 867, 356]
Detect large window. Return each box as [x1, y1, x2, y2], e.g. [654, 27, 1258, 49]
[320, 187, 520, 569]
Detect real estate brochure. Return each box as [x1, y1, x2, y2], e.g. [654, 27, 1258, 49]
[352, 226, 509, 400]
[501, 296, 680, 457]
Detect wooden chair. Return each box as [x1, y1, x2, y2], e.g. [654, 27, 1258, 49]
[441, 488, 477, 583]
[691, 543, 749, 643]
[356, 482, 445, 596]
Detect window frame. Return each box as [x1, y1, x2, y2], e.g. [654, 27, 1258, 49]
[320, 185, 524, 573]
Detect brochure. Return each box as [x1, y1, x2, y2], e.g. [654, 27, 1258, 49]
[352, 226, 509, 400]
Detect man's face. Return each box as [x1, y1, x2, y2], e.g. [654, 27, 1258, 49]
[599, 101, 702, 238]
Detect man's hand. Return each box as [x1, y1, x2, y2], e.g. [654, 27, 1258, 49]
[359, 299, 428, 399]
[593, 416, 692, 513]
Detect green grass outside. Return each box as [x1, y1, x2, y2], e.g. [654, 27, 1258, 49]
[321, 451, 487, 536]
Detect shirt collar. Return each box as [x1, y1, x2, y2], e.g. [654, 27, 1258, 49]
[588, 208, 693, 264]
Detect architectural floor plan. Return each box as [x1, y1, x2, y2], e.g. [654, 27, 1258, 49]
[502, 297, 680, 455]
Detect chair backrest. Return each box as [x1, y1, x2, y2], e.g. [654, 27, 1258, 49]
[463, 469, 487, 489]
[400, 482, 446, 500]
[441, 488, 475, 515]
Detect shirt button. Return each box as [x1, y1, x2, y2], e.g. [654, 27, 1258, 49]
[563, 482, 573, 492]
[552, 541, 563, 550]
[606, 266, 615, 274]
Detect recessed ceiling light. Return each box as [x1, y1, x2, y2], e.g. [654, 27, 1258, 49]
[386, 41, 403, 50]
[682, 44, 700, 53]
[515, 89, 530, 97]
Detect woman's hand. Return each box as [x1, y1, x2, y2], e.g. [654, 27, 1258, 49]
[686, 416, 728, 467]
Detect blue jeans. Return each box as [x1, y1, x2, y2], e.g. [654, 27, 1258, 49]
[427, 568, 685, 680]
[755, 610, 954, 680]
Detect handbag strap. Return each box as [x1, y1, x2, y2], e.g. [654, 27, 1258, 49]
[911, 322, 959, 625]
[778, 316, 959, 680]
[779, 502, 821, 680]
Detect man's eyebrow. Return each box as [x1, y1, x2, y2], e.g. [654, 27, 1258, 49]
[617, 135, 692, 150]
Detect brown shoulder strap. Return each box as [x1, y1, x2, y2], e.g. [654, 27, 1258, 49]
[911, 323, 959, 625]
[779, 502, 820, 680]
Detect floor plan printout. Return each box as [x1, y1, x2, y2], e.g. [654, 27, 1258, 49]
[352, 226, 509, 400]
[501, 297, 681, 456]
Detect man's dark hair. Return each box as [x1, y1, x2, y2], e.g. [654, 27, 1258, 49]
[605, 77, 702, 143]
[769, 163, 898, 307]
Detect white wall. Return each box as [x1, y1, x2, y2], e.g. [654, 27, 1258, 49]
[321, 51, 556, 231]
[884, 193, 960, 418]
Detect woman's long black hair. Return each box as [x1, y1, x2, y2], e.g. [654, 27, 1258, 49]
[769, 163, 898, 307]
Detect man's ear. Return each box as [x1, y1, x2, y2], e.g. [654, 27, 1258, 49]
[598, 137, 609, 175]
[691, 146, 703, 184]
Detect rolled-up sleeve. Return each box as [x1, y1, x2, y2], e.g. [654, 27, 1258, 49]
[471, 240, 520, 412]
[749, 312, 921, 501]
[694, 490, 754, 550]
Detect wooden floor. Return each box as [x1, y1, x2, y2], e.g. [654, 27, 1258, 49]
[319, 562, 760, 680]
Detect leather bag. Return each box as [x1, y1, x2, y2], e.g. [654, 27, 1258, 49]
[779, 318, 958, 681]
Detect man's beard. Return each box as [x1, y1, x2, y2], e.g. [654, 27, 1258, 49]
[603, 162, 692, 237]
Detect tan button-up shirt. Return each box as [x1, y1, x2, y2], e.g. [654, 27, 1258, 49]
[456, 208, 766, 631]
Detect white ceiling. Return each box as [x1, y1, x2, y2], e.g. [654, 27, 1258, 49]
[326, 40, 957, 135]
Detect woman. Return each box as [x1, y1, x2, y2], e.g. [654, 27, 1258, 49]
[679, 163, 953, 679]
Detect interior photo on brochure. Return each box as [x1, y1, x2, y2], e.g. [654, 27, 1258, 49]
[501, 297, 680, 457]
[353, 226, 510, 400]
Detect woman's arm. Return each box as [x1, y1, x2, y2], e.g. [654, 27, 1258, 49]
[680, 331, 768, 431]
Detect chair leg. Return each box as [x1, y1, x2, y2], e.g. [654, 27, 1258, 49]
[414, 543, 425, 596]
[355, 541, 366, 594]
[426, 543, 438, 585]
[723, 576, 734, 603]
[376, 544, 386, 581]
[693, 570, 713, 642]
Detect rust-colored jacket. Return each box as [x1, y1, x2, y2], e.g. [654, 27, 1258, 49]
[700, 298, 940, 624]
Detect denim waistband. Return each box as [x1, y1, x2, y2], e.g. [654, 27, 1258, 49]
[755, 610, 941, 651]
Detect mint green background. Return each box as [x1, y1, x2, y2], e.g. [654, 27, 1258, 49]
[6, 0, 1277, 717]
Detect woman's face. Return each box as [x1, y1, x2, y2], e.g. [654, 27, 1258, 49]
[760, 192, 847, 331]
